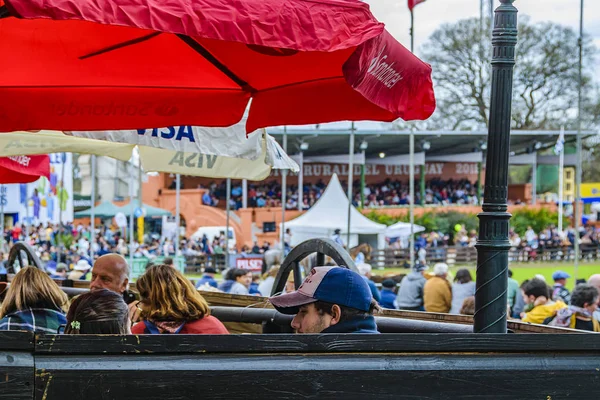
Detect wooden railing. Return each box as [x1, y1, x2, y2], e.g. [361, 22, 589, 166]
[372, 244, 600, 267]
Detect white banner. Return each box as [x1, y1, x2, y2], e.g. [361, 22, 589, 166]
[367, 152, 425, 166]
[70, 120, 264, 160]
[0, 153, 73, 225]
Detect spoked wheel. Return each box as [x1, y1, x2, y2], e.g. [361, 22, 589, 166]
[264, 238, 356, 333]
[7, 241, 44, 274]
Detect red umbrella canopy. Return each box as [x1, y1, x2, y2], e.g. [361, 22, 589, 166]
[0, 155, 50, 184]
[0, 0, 435, 133]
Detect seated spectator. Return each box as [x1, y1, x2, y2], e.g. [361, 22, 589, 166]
[588, 274, 600, 322]
[229, 268, 252, 295]
[132, 264, 228, 334]
[269, 266, 380, 334]
[249, 275, 261, 295]
[424, 263, 452, 313]
[65, 289, 130, 334]
[68, 259, 91, 280]
[217, 268, 235, 293]
[545, 284, 599, 331]
[196, 267, 218, 289]
[397, 263, 428, 311]
[379, 279, 398, 309]
[459, 296, 475, 315]
[0, 267, 68, 333]
[258, 266, 280, 297]
[50, 263, 68, 279]
[356, 263, 381, 303]
[520, 278, 566, 324]
[449, 269, 476, 314]
[551, 270, 571, 304]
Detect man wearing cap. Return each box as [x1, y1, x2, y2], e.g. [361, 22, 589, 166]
[396, 263, 428, 311]
[552, 271, 571, 304]
[196, 267, 218, 289]
[269, 266, 380, 334]
[379, 279, 398, 309]
[423, 263, 452, 313]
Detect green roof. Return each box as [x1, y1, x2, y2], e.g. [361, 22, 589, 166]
[74, 201, 122, 218]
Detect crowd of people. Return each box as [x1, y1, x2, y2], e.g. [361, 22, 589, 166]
[200, 177, 480, 210]
[1, 246, 599, 335]
[375, 260, 600, 332]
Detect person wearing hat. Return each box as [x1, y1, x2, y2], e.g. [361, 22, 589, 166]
[196, 267, 218, 289]
[379, 279, 398, 309]
[68, 259, 91, 280]
[331, 229, 345, 248]
[269, 266, 380, 334]
[423, 263, 452, 313]
[396, 263, 428, 311]
[551, 271, 571, 304]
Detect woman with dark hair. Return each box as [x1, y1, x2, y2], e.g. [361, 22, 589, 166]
[65, 289, 130, 334]
[132, 264, 228, 334]
[450, 269, 476, 314]
[0, 267, 68, 333]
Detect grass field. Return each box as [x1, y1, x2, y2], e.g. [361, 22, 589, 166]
[371, 262, 600, 290]
[182, 262, 600, 291]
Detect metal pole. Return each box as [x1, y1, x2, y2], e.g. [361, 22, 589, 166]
[128, 173, 134, 268]
[410, 10, 414, 53]
[477, 161, 483, 203]
[574, 0, 584, 281]
[281, 129, 288, 251]
[225, 177, 231, 260]
[531, 152, 537, 205]
[419, 165, 426, 205]
[347, 123, 355, 248]
[409, 133, 415, 267]
[175, 174, 181, 256]
[242, 179, 248, 209]
[360, 151, 366, 207]
[297, 152, 303, 212]
[89, 155, 96, 261]
[558, 126, 564, 234]
[474, 0, 517, 334]
[0, 185, 4, 251]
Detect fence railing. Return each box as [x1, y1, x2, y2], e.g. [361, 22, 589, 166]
[372, 244, 600, 267]
[183, 254, 227, 273]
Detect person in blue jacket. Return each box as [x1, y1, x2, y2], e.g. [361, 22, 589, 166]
[196, 267, 218, 289]
[379, 279, 398, 309]
[269, 266, 380, 334]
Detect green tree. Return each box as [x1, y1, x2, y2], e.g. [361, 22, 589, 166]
[416, 17, 596, 131]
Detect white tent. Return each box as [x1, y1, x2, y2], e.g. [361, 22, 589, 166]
[385, 221, 425, 238]
[285, 174, 387, 249]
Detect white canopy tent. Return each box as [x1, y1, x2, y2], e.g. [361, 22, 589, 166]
[285, 174, 387, 250]
[385, 221, 425, 238]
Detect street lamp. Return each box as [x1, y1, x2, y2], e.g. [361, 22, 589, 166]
[300, 142, 309, 151]
[359, 140, 368, 151]
[420, 140, 431, 151]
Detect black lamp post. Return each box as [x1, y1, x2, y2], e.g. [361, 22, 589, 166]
[474, 0, 518, 333]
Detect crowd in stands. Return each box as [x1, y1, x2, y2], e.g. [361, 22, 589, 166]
[200, 178, 480, 210]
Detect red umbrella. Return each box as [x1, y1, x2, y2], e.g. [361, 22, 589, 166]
[0, 155, 50, 183]
[0, 0, 435, 133]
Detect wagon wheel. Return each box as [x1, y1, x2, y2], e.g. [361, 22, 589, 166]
[270, 238, 358, 296]
[263, 238, 357, 333]
[6, 241, 44, 274]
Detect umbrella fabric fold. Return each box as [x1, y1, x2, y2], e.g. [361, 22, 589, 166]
[0, 0, 435, 132]
[0, 155, 50, 184]
[0, 131, 298, 180]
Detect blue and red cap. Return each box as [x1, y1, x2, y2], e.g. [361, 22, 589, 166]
[269, 266, 373, 315]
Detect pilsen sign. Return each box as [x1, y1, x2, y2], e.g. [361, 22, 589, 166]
[271, 162, 480, 179]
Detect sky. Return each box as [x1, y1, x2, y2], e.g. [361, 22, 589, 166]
[364, 0, 600, 77]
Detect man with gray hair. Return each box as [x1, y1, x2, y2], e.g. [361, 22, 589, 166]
[423, 263, 452, 313]
[587, 274, 600, 321]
